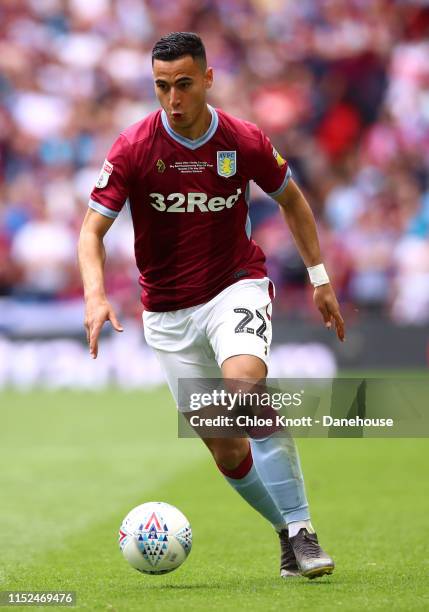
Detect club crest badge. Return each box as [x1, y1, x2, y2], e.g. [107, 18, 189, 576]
[96, 159, 113, 188]
[217, 151, 236, 177]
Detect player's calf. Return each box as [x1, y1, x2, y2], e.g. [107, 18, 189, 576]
[203, 437, 249, 470]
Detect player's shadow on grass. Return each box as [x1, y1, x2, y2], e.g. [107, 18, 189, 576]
[142, 584, 220, 590]
[296, 579, 336, 586]
[142, 577, 336, 590]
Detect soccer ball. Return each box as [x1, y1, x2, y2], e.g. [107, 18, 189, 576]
[118, 502, 192, 574]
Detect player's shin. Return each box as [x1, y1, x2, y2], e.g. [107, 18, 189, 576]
[216, 445, 286, 531]
[250, 435, 311, 531]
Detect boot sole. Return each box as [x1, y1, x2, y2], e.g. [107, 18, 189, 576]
[302, 565, 334, 579]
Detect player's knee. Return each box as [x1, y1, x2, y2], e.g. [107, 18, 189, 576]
[222, 359, 267, 402]
[222, 354, 266, 380]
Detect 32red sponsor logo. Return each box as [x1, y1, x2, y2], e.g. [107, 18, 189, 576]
[149, 188, 242, 212]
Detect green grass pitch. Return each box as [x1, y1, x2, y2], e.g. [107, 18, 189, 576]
[0, 388, 428, 611]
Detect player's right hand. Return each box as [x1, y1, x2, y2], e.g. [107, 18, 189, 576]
[84, 297, 123, 359]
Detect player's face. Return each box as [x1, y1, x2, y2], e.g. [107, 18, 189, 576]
[153, 56, 213, 134]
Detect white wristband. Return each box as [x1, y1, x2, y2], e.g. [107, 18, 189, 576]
[307, 263, 330, 287]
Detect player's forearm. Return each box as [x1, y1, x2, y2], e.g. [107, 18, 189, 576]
[277, 192, 322, 268]
[78, 231, 108, 302]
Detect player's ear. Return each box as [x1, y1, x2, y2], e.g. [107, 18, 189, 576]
[204, 67, 213, 90]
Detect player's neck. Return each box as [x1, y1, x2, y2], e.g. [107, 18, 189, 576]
[168, 104, 212, 141]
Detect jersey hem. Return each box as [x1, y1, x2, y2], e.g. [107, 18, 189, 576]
[141, 271, 267, 313]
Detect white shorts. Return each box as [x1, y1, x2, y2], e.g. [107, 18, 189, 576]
[143, 277, 274, 410]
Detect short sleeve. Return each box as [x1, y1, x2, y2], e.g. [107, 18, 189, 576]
[246, 129, 292, 198]
[89, 134, 131, 219]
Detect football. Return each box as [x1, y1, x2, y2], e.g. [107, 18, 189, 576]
[118, 502, 192, 574]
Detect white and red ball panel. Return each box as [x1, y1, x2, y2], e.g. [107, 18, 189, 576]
[119, 502, 192, 575]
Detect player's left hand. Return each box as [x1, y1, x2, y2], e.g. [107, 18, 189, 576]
[313, 284, 345, 342]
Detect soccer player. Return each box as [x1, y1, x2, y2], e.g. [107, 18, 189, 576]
[78, 32, 345, 579]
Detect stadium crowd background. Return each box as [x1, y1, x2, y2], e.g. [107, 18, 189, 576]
[1, 0, 429, 329]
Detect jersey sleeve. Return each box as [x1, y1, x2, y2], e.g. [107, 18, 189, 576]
[245, 129, 292, 198]
[89, 134, 131, 219]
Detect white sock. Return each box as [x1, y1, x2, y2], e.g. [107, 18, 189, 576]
[288, 520, 315, 538]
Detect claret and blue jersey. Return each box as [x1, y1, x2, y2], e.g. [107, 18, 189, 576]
[89, 105, 291, 312]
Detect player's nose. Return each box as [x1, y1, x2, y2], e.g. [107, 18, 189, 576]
[169, 87, 181, 108]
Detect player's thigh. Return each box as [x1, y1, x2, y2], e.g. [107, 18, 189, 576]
[150, 347, 222, 411]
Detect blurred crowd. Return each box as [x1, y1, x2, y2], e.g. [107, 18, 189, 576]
[1, 0, 429, 326]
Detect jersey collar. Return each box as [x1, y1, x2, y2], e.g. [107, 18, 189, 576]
[161, 105, 218, 150]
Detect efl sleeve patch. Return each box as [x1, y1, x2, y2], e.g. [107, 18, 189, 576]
[89, 134, 131, 215]
[272, 146, 286, 168]
[96, 159, 114, 189]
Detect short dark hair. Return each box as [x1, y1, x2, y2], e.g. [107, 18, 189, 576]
[151, 32, 207, 69]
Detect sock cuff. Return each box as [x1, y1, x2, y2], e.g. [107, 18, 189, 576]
[217, 446, 253, 479]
